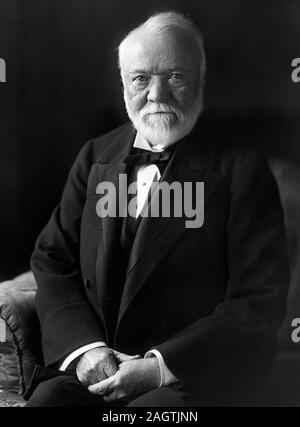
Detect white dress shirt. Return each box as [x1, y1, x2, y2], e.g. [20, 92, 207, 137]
[60, 132, 178, 387]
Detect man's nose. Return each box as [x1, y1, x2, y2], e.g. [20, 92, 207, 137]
[147, 76, 170, 103]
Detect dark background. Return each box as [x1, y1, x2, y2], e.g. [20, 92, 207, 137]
[0, 0, 299, 281]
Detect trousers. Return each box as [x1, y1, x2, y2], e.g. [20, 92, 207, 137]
[25, 375, 190, 407]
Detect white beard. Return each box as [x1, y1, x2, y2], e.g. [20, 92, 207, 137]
[124, 93, 203, 149]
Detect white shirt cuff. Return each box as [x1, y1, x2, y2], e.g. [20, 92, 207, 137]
[59, 342, 107, 371]
[145, 349, 178, 387]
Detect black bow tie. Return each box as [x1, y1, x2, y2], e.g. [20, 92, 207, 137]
[123, 148, 173, 167]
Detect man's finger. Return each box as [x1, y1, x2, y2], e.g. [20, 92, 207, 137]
[103, 391, 128, 404]
[88, 374, 116, 395]
[103, 391, 120, 404]
[94, 367, 107, 383]
[103, 355, 119, 378]
[113, 350, 140, 363]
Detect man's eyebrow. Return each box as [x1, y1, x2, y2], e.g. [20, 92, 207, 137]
[128, 70, 149, 75]
[127, 67, 191, 75]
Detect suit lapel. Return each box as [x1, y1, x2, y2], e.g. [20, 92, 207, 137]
[95, 127, 134, 317]
[116, 132, 220, 330]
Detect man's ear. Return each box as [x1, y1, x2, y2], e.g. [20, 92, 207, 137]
[119, 75, 125, 92]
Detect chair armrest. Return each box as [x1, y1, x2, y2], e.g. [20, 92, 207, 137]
[0, 272, 43, 395]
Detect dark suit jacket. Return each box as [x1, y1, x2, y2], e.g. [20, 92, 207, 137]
[31, 118, 290, 398]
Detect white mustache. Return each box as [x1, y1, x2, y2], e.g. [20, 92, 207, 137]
[140, 104, 179, 118]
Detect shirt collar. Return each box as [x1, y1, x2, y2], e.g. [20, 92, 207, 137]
[133, 132, 165, 153]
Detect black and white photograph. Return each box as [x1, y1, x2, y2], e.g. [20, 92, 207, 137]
[0, 0, 300, 410]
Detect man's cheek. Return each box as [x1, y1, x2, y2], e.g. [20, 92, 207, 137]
[126, 83, 143, 98]
[130, 92, 148, 112]
[173, 86, 191, 107]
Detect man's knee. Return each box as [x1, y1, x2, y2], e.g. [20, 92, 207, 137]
[128, 386, 188, 407]
[26, 375, 82, 407]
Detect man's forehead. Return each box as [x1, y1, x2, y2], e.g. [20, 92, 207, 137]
[121, 30, 193, 72]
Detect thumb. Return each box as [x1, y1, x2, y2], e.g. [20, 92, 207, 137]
[113, 350, 140, 363]
[88, 374, 116, 395]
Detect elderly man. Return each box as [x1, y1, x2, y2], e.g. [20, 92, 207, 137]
[26, 11, 289, 407]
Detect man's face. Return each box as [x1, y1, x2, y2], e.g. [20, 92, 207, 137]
[121, 31, 203, 149]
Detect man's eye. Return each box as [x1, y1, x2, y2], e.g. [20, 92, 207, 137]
[133, 76, 148, 83]
[170, 73, 183, 81]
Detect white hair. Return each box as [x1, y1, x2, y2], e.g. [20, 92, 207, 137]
[118, 11, 207, 84]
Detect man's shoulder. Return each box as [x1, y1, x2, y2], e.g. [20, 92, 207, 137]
[217, 144, 267, 174]
[188, 116, 268, 179]
[214, 145, 273, 193]
[80, 122, 134, 163]
[189, 133, 268, 181]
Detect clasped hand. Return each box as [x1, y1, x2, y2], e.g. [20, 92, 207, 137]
[76, 347, 160, 403]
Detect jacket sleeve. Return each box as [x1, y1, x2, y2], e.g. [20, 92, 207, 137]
[155, 150, 290, 390]
[31, 139, 106, 367]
